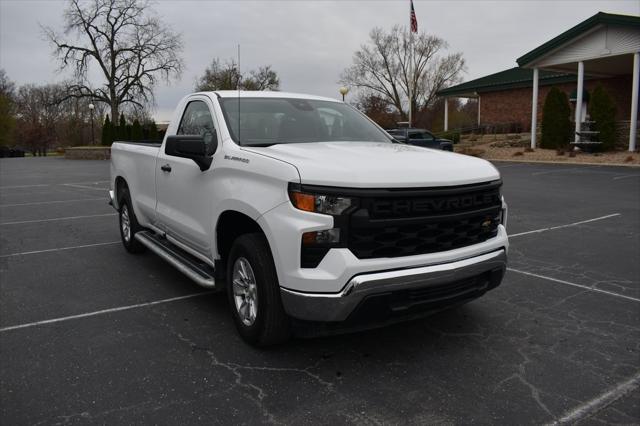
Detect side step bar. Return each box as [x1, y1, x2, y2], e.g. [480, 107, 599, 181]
[134, 231, 217, 289]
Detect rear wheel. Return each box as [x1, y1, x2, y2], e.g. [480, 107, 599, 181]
[118, 188, 146, 254]
[226, 233, 290, 346]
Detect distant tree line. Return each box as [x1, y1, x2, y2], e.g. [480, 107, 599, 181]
[101, 113, 160, 146]
[0, 68, 163, 153]
[0, 70, 108, 155]
[195, 58, 280, 91]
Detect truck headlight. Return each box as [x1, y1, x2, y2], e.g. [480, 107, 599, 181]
[289, 191, 352, 215]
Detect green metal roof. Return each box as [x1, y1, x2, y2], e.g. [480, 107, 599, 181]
[517, 12, 640, 67]
[436, 67, 577, 97]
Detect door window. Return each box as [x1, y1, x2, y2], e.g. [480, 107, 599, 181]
[177, 101, 217, 155]
[422, 131, 435, 142]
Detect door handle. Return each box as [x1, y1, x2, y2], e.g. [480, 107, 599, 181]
[161, 164, 172, 173]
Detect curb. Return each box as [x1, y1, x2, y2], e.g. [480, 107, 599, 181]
[485, 158, 640, 168]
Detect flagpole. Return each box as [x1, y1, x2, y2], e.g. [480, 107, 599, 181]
[408, 1, 413, 128]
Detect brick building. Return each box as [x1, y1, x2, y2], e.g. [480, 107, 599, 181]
[437, 12, 639, 151]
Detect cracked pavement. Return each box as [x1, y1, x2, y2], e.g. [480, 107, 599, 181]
[1, 158, 639, 424]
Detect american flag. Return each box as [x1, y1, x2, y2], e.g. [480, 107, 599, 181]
[410, 0, 418, 33]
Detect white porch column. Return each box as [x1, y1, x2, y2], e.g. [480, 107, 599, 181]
[530, 68, 539, 149]
[444, 97, 449, 131]
[574, 61, 584, 143]
[629, 52, 639, 152]
[477, 95, 481, 126]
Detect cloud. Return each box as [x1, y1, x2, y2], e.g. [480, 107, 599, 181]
[1, 0, 638, 121]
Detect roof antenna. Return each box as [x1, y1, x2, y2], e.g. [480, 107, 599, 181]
[237, 43, 241, 145]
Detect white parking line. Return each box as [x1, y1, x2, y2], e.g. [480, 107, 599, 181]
[507, 268, 640, 303]
[0, 184, 50, 189]
[612, 174, 640, 181]
[509, 213, 621, 238]
[0, 198, 105, 207]
[0, 181, 109, 190]
[0, 241, 120, 258]
[549, 372, 640, 425]
[0, 213, 116, 226]
[531, 168, 579, 176]
[0, 292, 215, 333]
[62, 183, 109, 191]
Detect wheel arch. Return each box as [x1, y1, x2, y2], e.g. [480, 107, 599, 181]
[114, 176, 128, 209]
[215, 210, 266, 262]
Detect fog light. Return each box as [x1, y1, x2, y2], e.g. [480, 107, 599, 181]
[302, 228, 341, 245]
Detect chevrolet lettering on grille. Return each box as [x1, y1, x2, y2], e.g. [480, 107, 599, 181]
[371, 192, 500, 217]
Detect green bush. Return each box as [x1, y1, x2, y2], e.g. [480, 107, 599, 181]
[101, 114, 112, 145]
[131, 119, 143, 141]
[147, 120, 159, 140]
[116, 113, 126, 141]
[589, 84, 617, 151]
[439, 130, 460, 143]
[541, 87, 572, 149]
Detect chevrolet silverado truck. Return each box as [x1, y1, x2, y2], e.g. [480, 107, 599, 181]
[109, 91, 508, 346]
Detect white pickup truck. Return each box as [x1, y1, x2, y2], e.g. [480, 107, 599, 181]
[110, 91, 508, 345]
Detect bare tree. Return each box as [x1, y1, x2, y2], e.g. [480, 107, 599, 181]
[356, 93, 397, 129]
[340, 25, 465, 121]
[0, 70, 16, 147]
[244, 66, 280, 91]
[43, 0, 183, 120]
[195, 58, 280, 91]
[15, 84, 66, 155]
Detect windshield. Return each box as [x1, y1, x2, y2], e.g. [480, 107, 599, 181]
[219, 97, 393, 146]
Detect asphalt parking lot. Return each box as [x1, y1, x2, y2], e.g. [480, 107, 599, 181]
[0, 157, 638, 425]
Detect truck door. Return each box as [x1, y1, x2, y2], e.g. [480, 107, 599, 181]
[155, 97, 219, 257]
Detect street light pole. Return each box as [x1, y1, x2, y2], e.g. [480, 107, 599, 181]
[88, 103, 95, 145]
[339, 86, 349, 102]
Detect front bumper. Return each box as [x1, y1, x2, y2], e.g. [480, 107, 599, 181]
[280, 248, 506, 322]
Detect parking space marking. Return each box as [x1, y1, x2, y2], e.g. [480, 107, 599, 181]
[0, 241, 120, 258]
[507, 268, 640, 303]
[0, 181, 109, 190]
[550, 372, 640, 425]
[0, 213, 116, 226]
[531, 168, 580, 176]
[61, 183, 109, 191]
[0, 291, 215, 333]
[0, 184, 50, 189]
[612, 174, 640, 181]
[509, 213, 621, 238]
[0, 198, 105, 207]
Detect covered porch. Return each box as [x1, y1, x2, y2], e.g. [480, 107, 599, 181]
[518, 12, 640, 151]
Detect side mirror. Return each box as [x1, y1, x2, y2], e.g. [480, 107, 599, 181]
[165, 134, 216, 171]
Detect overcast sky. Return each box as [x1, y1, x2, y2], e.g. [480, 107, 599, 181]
[1, 0, 638, 121]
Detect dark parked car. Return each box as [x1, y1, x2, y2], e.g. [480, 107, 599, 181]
[0, 146, 26, 158]
[387, 128, 453, 151]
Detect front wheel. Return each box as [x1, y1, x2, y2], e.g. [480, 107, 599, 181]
[226, 233, 290, 346]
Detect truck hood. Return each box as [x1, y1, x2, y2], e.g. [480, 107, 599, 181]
[243, 141, 499, 187]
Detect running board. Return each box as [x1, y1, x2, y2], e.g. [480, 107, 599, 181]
[134, 231, 217, 289]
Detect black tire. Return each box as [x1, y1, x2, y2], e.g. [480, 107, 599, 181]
[118, 187, 146, 254]
[226, 233, 290, 346]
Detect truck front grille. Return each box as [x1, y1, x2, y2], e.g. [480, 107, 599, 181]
[347, 181, 502, 259]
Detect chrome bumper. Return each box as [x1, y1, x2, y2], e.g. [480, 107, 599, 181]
[280, 249, 507, 322]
